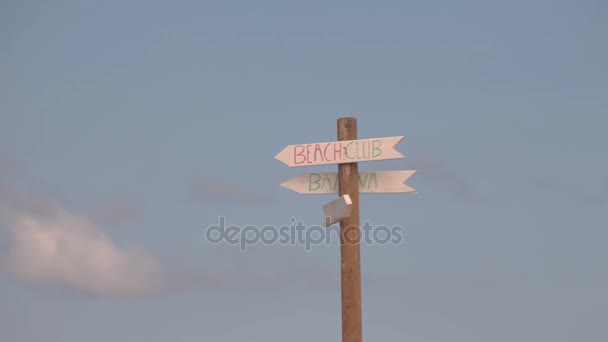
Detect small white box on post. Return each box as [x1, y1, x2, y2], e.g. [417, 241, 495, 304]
[323, 194, 352, 227]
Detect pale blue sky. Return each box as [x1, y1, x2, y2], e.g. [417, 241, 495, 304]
[1, 0, 607, 341]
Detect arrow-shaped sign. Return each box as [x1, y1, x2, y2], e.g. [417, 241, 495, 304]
[281, 170, 416, 194]
[275, 136, 405, 167]
[323, 195, 352, 227]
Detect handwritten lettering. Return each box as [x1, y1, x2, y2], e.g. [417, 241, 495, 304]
[293, 142, 344, 165]
[308, 173, 338, 191]
[344, 140, 383, 161]
[312, 144, 323, 163]
[344, 141, 354, 160]
[308, 172, 379, 192]
[358, 172, 378, 189]
[294, 145, 306, 165]
[372, 139, 382, 157]
[292, 139, 386, 165]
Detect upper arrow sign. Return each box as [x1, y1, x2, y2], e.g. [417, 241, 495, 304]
[274, 136, 405, 167]
[281, 170, 416, 194]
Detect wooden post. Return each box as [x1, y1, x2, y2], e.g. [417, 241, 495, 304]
[337, 117, 362, 342]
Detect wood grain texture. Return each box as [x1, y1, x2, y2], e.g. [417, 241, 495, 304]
[337, 117, 362, 342]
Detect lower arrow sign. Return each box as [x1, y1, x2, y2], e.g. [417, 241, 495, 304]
[323, 195, 352, 227]
[281, 170, 416, 194]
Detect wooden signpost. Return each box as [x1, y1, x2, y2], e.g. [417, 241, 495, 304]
[276, 117, 416, 342]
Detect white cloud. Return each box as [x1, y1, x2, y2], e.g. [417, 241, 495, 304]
[1, 203, 174, 298]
